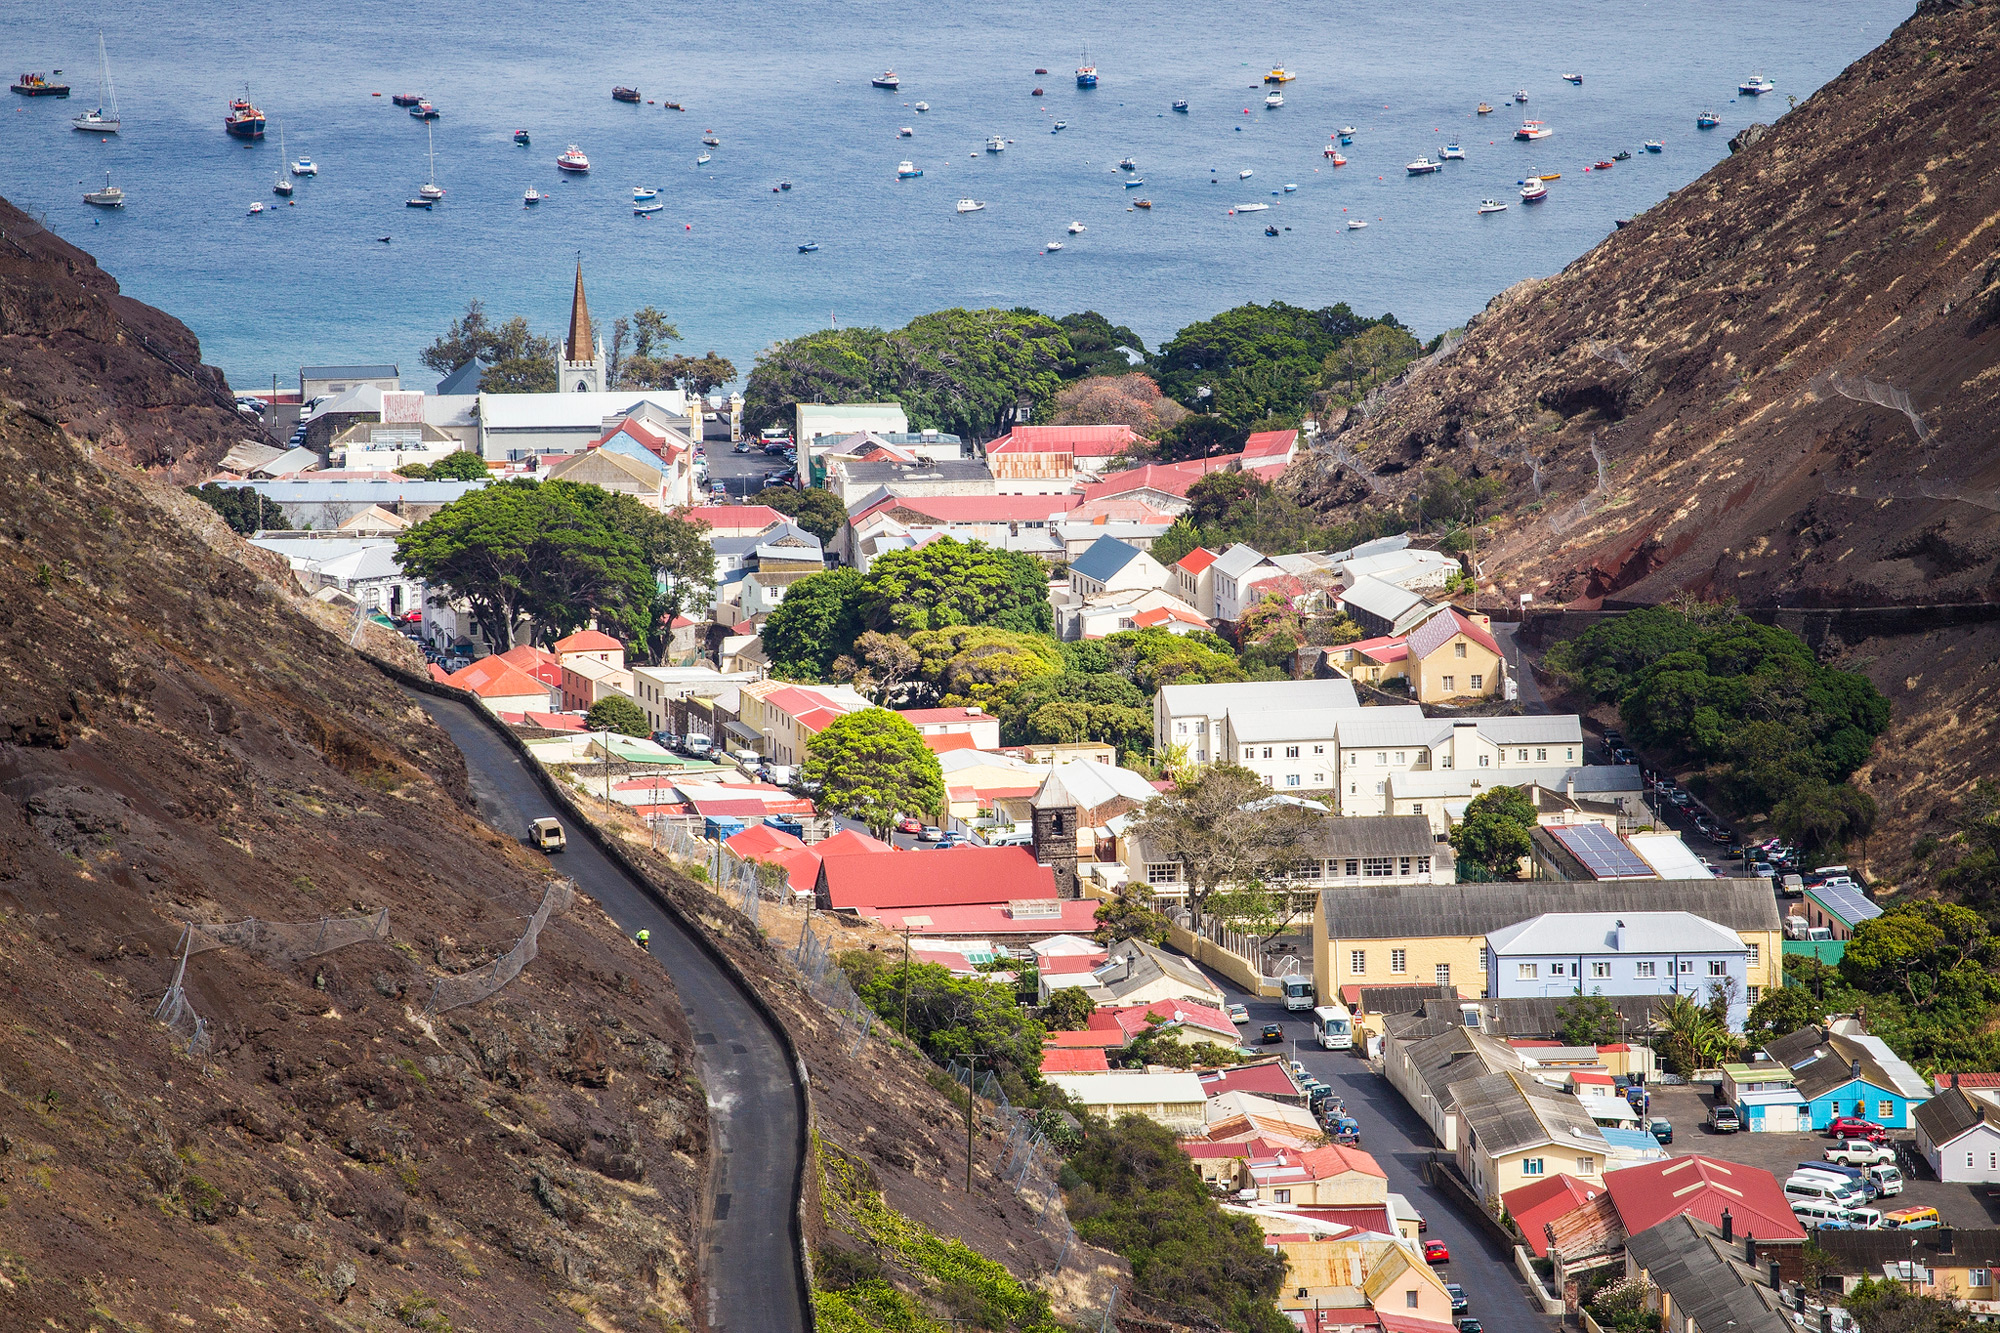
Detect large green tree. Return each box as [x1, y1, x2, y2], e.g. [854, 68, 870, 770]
[610, 306, 739, 394]
[753, 485, 848, 545]
[1054, 311, 1149, 377]
[860, 538, 1055, 637]
[421, 299, 558, 393]
[585, 492, 715, 663]
[906, 626, 1065, 709]
[760, 568, 867, 680]
[1101, 626, 1244, 693]
[803, 708, 945, 837]
[1449, 786, 1537, 881]
[1153, 301, 1412, 430]
[1129, 764, 1318, 932]
[188, 483, 291, 535]
[584, 696, 650, 738]
[998, 672, 1152, 749]
[840, 952, 1046, 1073]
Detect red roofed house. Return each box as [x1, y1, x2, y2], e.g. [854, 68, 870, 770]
[1038, 952, 1111, 976]
[725, 823, 824, 897]
[1098, 999, 1238, 1047]
[815, 846, 1056, 915]
[1599, 1155, 1804, 1243]
[738, 679, 870, 766]
[1263, 1232, 1454, 1330]
[1403, 607, 1507, 703]
[1240, 428, 1300, 479]
[1196, 1058, 1307, 1106]
[556, 631, 634, 712]
[1170, 547, 1221, 618]
[497, 643, 565, 688]
[848, 494, 1085, 543]
[984, 424, 1143, 492]
[1500, 1174, 1605, 1257]
[679, 504, 787, 537]
[1132, 604, 1212, 634]
[813, 828, 896, 857]
[1040, 1047, 1111, 1075]
[447, 657, 558, 716]
[1044, 1027, 1128, 1051]
[870, 900, 1105, 939]
[554, 629, 626, 670]
[1245, 1143, 1389, 1207]
[893, 706, 1001, 750]
[1321, 635, 1413, 688]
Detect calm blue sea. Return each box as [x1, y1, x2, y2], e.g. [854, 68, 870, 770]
[4, 0, 1905, 395]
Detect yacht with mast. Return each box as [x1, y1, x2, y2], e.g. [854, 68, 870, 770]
[273, 122, 294, 196]
[71, 32, 119, 132]
[418, 120, 444, 200]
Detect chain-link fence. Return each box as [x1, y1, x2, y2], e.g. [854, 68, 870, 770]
[943, 1057, 1082, 1272]
[424, 879, 575, 1015]
[153, 909, 394, 1055]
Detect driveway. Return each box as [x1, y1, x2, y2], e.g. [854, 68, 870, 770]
[1213, 975, 1560, 1333]
[410, 690, 809, 1333]
[1492, 622, 1547, 715]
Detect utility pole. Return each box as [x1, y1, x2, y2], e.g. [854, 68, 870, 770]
[963, 1052, 986, 1194]
[901, 924, 913, 1036]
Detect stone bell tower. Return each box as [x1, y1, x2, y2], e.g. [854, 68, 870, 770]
[554, 257, 605, 394]
[1030, 767, 1081, 900]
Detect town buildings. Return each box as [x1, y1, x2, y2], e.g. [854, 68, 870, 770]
[1484, 912, 1753, 1030]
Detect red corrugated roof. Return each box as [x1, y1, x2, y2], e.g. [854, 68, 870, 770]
[897, 707, 993, 725]
[681, 504, 786, 530]
[1040, 1048, 1111, 1074]
[554, 629, 623, 653]
[522, 711, 586, 731]
[1104, 999, 1237, 1040]
[1196, 1061, 1299, 1100]
[1938, 1074, 2000, 1090]
[1380, 1315, 1461, 1333]
[726, 824, 809, 856]
[1282, 1203, 1396, 1236]
[1080, 455, 1243, 502]
[1134, 605, 1210, 629]
[1240, 429, 1298, 460]
[497, 644, 565, 686]
[448, 658, 553, 700]
[814, 829, 895, 856]
[1500, 1174, 1606, 1256]
[874, 899, 1103, 936]
[885, 495, 1085, 523]
[1175, 547, 1220, 574]
[1601, 1155, 1805, 1242]
[921, 734, 979, 754]
[984, 424, 1141, 457]
[1046, 1027, 1130, 1049]
[820, 847, 1054, 911]
[1039, 953, 1110, 975]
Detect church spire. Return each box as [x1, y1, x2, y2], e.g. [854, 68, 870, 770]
[565, 257, 593, 364]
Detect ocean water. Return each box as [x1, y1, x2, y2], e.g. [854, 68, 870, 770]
[4, 0, 1905, 395]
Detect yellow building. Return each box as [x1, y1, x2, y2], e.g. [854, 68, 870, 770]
[1404, 609, 1507, 704]
[1256, 1234, 1455, 1327]
[1313, 881, 1784, 1006]
[1452, 1069, 1610, 1214]
[1244, 1143, 1390, 1208]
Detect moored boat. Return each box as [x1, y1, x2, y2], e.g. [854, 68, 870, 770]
[391, 94, 423, 107]
[798, 242, 819, 252]
[899, 125, 913, 136]
[1264, 91, 1283, 107]
[634, 200, 663, 214]
[292, 157, 317, 175]
[1477, 102, 1493, 114]
[1696, 109, 1719, 128]
[986, 135, 1006, 151]
[1644, 140, 1663, 152]
[634, 186, 658, 201]
[83, 170, 124, 208]
[1477, 198, 1507, 213]
[1045, 240, 1063, 251]
[225, 97, 265, 138]
[1325, 149, 1346, 165]
[1068, 220, 1086, 233]
[1234, 201, 1269, 212]
[248, 201, 265, 214]
[871, 71, 899, 89]
[1406, 156, 1441, 174]
[1265, 224, 1279, 236]
[1514, 119, 1551, 140]
[612, 86, 641, 102]
[897, 160, 922, 178]
[1239, 168, 1253, 178]
[71, 33, 119, 132]
[914, 101, 929, 112]
[1123, 177, 1144, 187]
[1347, 218, 1366, 229]
[514, 129, 531, 145]
[1563, 72, 1583, 84]
[956, 198, 984, 212]
[409, 100, 439, 119]
[702, 133, 720, 146]
[1520, 179, 1547, 202]
[1051, 120, 1065, 132]
[1075, 49, 1097, 88]
[1515, 89, 1529, 102]
[557, 144, 590, 172]
[1440, 142, 1464, 159]
[1612, 150, 1631, 160]
[524, 187, 542, 205]
[1592, 158, 1614, 169]
[1032, 87, 1043, 96]
[13, 73, 71, 96]
[1118, 156, 1137, 169]
[1172, 99, 1189, 112]
[1133, 198, 1152, 208]
[696, 150, 711, 164]
[1265, 68, 1295, 83]
[1739, 73, 1775, 95]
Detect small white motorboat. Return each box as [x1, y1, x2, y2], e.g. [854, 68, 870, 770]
[1052, 120, 1067, 132]
[986, 135, 1006, 151]
[634, 187, 658, 201]
[634, 200, 664, 214]
[524, 186, 543, 205]
[1406, 157, 1441, 174]
[83, 170, 124, 208]
[247, 201, 265, 214]
[696, 150, 711, 165]
[897, 160, 922, 178]
[1239, 168, 1253, 178]
[1739, 73, 1775, 95]
[914, 101, 929, 112]
[1563, 73, 1583, 85]
[899, 126, 913, 136]
[1234, 201, 1270, 212]
[1118, 156, 1137, 169]
[291, 157, 318, 176]
[557, 144, 591, 172]
[1643, 140, 1664, 152]
[1520, 179, 1548, 202]
[1439, 142, 1465, 159]
[1477, 198, 1508, 213]
[956, 198, 985, 212]
[1264, 91, 1283, 107]
[1282, 182, 1297, 192]
[1515, 89, 1529, 102]
[1347, 218, 1367, 229]
[1046, 240, 1063, 251]
[1068, 220, 1086, 233]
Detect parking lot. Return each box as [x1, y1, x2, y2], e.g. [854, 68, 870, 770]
[701, 437, 797, 501]
[1640, 1083, 2000, 1228]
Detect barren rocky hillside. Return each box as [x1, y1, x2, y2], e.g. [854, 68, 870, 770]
[0, 214, 710, 1329]
[1294, 0, 2000, 858]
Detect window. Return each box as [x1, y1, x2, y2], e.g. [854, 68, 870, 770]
[1395, 751, 1406, 765]
[1286, 746, 1300, 759]
[1286, 774, 1301, 788]
[1435, 963, 1451, 986]
[1443, 675, 1456, 692]
[1417, 748, 1429, 765]
[1441, 754, 1453, 769]
[1348, 753, 1358, 766]
[1747, 985, 1761, 1004]
[1351, 950, 1367, 975]
[1522, 1158, 1545, 1176]
[1972, 1269, 1991, 1291]
[1577, 1156, 1597, 1175]
[1747, 943, 1760, 968]
[1549, 962, 1567, 977]
[1566, 747, 1576, 760]
[1145, 863, 1182, 885]
[1478, 755, 1490, 767]
[1376, 751, 1388, 765]
[1679, 960, 1695, 974]
[1196, 720, 1207, 733]
[1406, 1291, 1421, 1310]
[1314, 745, 1325, 755]
[1392, 949, 1408, 974]
[1518, 749, 1529, 762]
[1970, 1152, 1978, 1169]
[1274, 1189, 1291, 1204]
[1709, 960, 1727, 976]
[1518, 963, 1540, 980]
[1413, 803, 1425, 816]
[1455, 642, 1467, 658]
[1471, 674, 1484, 690]
[1879, 1101, 1894, 1120]
[1176, 721, 1188, 735]
[1399, 857, 1412, 876]
[1536, 748, 1547, 762]
[1345, 859, 1360, 876]
[1262, 747, 1273, 759]
[1417, 857, 1432, 875]
[1478, 946, 1489, 972]
[1592, 962, 1612, 979]
[1376, 781, 1386, 795]
[1636, 962, 1657, 978]
[1363, 857, 1394, 877]
[1196, 749, 1208, 761]
[1312, 773, 1326, 785]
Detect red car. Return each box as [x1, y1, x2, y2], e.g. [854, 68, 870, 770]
[895, 817, 923, 835]
[1828, 1117, 1887, 1142]
[1424, 1241, 1450, 1265]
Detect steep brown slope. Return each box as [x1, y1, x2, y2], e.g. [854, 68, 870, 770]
[1296, 0, 2000, 855]
[0, 217, 706, 1328]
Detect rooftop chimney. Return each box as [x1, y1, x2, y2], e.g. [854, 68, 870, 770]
[1953, 1073, 1962, 1090]
[1613, 920, 1627, 952]
[1746, 1236, 1757, 1265]
[1721, 1208, 1733, 1243]
[1851, 1058, 1862, 1079]
[1769, 1260, 1782, 1293]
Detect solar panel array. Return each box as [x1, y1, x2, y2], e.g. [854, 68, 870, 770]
[1811, 880, 1881, 925]
[1550, 823, 1655, 879]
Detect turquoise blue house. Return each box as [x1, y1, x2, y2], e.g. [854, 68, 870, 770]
[1766, 1024, 1930, 1130]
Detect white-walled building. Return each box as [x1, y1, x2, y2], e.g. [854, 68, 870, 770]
[1154, 678, 1364, 767]
[1335, 716, 1585, 816]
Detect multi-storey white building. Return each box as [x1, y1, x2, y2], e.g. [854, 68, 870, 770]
[1334, 716, 1584, 816]
[1154, 678, 1365, 767]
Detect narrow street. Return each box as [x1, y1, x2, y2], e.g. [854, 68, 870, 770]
[1211, 974, 1563, 1333]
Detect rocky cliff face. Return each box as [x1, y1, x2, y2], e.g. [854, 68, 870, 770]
[1295, 0, 2000, 858]
[0, 195, 253, 477]
[0, 202, 707, 1330]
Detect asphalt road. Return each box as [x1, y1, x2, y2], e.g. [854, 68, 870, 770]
[1213, 974, 1561, 1333]
[410, 691, 809, 1333]
[702, 440, 798, 501]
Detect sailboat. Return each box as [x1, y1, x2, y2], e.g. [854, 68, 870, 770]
[419, 119, 444, 200]
[72, 32, 120, 133]
[272, 122, 294, 196]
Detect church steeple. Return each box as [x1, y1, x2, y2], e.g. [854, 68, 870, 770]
[565, 258, 594, 364]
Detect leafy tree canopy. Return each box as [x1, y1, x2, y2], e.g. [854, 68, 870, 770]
[1043, 987, 1097, 1031]
[420, 299, 558, 393]
[1101, 626, 1245, 693]
[840, 952, 1045, 1074]
[1556, 992, 1625, 1047]
[584, 695, 650, 738]
[1046, 372, 1189, 436]
[860, 538, 1055, 637]
[1055, 311, 1150, 377]
[1092, 881, 1173, 947]
[998, 672, 1152, 749]
[1153, 300, 1411, 430]
[1449, 785, 1537, 881]
[760, 567, 868, 681]
[906, 625, 1065, 709]
[1130, 764, 1318, 931]
[752, 485, 847, 544]
[803, 708, 945, 836]
[188, 483, 290, 534]
[1316, 321, 1423, 410]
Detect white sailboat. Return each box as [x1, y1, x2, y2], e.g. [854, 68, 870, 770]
[71, 32, 120, 133]
[273, 122, 294, 196]
[419, 119, 444, 201]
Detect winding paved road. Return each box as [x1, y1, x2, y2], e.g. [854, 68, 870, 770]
[410, 691, 809, 1333]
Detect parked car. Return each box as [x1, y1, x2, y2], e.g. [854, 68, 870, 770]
[1707, 1106, 1741, 1133]
[1828, 1117, 1888, 1142]
[1649, 1117, 1673, 1144]
[895, 817, 923, 835]
[1881, 1206, 1941, 1230]
[1260, 1024, 1284, 1045]
[1456, 1321, 1482, 1333]
[1423, 1241, 1450, 1265]
[732, 442, 752, 453]
[1826, 1141, 1897, 1167]
[1446, 1285, 1467, 1315]
[918, 825, 945, 843]
[1227, 1003, 1250, 1025]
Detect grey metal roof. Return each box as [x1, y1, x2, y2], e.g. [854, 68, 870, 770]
[1307, 815, 1440, 860]
[1914, 1086, 1992, 1147]
[435, 358, 485, 395]
[1097, 939, 1219, 1004]
[1761, 1025, 1826, 1070]
[1449, 1069, 1609, 1156]
[1565, 764, 1642, 793]
[1813, 1226, 2000, 1272]
[1227, 705, 1374, 744]
[1477, 716, 1585, 746]
[1409, 1027, 1520, 1106]
[1356, 983, 1456, 1015]
[1487, 911, 1744, 957]
[1340, 575, 1428, 622]
[302, 364, 399, 379]
[838, 460, 994, 484]
[1467, 994, 1663, 1038]
[1071, 534, 1146, 583]
[1211, 543, 1270, 579]
[1157, 678, 1362, 715]
[1321, 880, 1781, 941]
[1625, 1216, 1791, 1333]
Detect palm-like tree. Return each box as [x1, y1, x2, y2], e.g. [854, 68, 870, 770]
[1654, 993, 1736, 1073]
